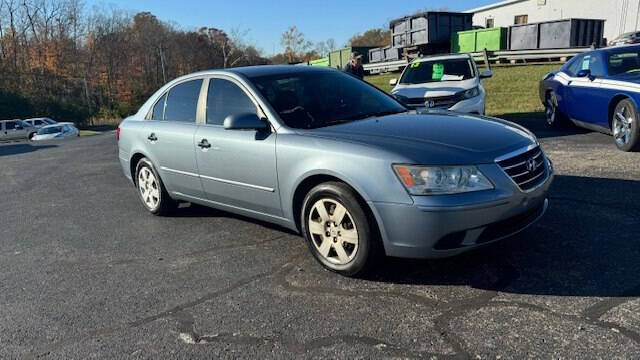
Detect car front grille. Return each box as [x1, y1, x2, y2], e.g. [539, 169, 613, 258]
[406, 94, 461, 109]
[497, 146, 549, 192]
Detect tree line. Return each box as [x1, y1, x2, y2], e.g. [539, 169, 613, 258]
[0, 0, 268, 124]
[0, 0, 391, 125]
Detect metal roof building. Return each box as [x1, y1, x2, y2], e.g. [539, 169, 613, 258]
[466, 0, 640, 43]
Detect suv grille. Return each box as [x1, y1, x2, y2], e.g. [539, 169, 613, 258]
[406, 94, 462, 109]
[497, 147, 548, 191]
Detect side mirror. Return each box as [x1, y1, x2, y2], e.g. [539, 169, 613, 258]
[389, 78, 398, 86]
[479, 70, 493, 79]
[576, 69, 592, 79]
[15, 125, 23, 130]
[223, 113, 268, 131]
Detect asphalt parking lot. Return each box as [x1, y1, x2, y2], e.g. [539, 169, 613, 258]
[1, 116, 640, 359]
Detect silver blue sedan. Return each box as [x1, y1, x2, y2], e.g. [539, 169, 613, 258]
[117, 66, 553, 277]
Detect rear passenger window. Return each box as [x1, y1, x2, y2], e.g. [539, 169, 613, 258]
[206, 78, 257, 125]
[151, 93, 167, 120]
[164, 79, 203, 123]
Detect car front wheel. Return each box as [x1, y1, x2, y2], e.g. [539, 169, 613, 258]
[135, 158, 176, 215]
[301, 182, 380, 277]
[545, 91, 566, 127]
[612, 99, 640, 152]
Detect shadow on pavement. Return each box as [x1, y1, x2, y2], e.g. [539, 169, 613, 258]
[370, 175, 640, 298]
[496, 111, 591, 139]
[0, 143, 57, 156]
[172, 202, 299, 235]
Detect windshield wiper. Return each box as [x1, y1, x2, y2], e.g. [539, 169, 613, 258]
[315, 110, 406, 128]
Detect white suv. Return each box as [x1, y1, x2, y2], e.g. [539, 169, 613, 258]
[389, 54, 492, 115]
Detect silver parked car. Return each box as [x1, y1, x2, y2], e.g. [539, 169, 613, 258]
[23, 117, 57, 129]
[1, 119, 37, 141]
[118, 66, 553, 276]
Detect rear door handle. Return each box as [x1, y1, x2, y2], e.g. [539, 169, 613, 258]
[147, 133, 157, 142]
[197, 139, 211, 149]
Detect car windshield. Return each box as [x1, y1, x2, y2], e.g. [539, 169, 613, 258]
[43, 118, 56, 124]
[399, 58, 475, 84]
[607, 50, 640, 75]
[38, 126, 62, 135]
[249, 70, 406, 129]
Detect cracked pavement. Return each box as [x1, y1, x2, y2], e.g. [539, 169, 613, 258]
[1, 116, 639, 359]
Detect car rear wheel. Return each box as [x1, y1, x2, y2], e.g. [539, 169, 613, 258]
[135, 158, 177, 215]
[301, 182, 380, 277]
[545, 92, 566, 127]
[612, 99, 640, 152]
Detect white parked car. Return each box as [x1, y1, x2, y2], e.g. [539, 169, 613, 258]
[23, 117, 57, 128]
[389, 54, 492, 115]
[31, 123, 79, 141]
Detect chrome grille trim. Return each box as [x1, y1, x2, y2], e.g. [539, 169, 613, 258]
[496, 145, 550, 192]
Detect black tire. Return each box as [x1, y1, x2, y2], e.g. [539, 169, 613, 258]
[134, 157, 177, 216]
[301, 182, 381, 277]
[612, 99, 640, 152]
[28, 132, 35, 140]
[544, 91, 567, 128]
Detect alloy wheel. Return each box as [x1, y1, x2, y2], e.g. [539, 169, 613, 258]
[545, 94, 557, 125]
[138, 167, 160, 210]
[613, 105, 634, 147]
[307, 198, 359, 265]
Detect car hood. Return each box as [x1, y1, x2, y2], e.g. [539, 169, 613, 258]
[392, 78, 477, 98]
[299, 113, 537, 165]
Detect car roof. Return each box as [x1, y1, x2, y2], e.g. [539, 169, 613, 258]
[174, 65, 340, 81]
[227, 65, 339, 78]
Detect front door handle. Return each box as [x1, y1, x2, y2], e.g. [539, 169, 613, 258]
[197, 139, 211, 149]
[147, 133, 158, 142]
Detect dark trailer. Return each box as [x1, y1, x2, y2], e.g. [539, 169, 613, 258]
[509, 18, 606, 50]
[390, 12, 474, 55]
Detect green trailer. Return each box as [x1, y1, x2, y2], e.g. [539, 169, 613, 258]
[328, 47, 375, 69]
[451, 27, 508, 53]
[308, 57, 329, 67]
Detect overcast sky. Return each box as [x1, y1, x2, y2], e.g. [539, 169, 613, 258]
[87, 0, 498, 55]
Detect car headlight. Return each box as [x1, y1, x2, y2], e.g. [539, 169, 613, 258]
[463, 87, 480, 99]
[392, 93, 409, 105]
[393, 165, 494, 195]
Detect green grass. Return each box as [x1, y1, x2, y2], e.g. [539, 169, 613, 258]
[79, 130, 102, 137]
[365, 64, 558, 118]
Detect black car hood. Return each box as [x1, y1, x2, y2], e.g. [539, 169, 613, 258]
[300, 112, 536, 165]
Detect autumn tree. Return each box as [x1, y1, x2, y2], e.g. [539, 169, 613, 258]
[280, 26, 311, 63]
[348, 28, 391, 47]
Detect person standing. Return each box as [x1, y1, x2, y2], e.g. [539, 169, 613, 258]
[343, 52, 365, 79]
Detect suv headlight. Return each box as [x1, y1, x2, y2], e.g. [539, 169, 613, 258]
[393, 165, 494, 195]
[463, 86, 480, 99]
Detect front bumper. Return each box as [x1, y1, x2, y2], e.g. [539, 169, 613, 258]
[449, 94, 486, 115]
[368, 162, 553, 259]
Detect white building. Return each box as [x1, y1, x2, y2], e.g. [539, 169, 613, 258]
[466, 0, 640, 43]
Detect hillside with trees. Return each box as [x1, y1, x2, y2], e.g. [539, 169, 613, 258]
[0, 0, 267, 124]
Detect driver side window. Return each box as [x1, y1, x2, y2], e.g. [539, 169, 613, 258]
[567, 55, 585, 77]
[206, 78, 257, 126]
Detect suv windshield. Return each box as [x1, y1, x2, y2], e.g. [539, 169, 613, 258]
[607, 50, 640, 75]
[400, 58, 475, 84]
[249, 70, 406, 129]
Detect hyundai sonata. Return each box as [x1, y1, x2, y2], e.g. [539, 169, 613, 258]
[117, 66, 552, 277]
